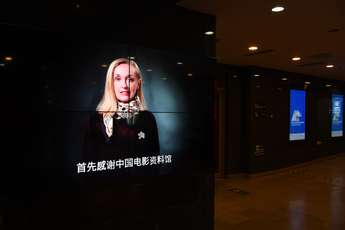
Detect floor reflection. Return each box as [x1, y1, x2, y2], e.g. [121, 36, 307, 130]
[289, 200, 305, 230]
[215, 153, 345, 230]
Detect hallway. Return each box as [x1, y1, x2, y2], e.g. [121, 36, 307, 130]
[215, 153, 345, 230]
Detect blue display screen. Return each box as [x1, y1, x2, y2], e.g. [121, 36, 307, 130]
[331, 94, 343, 137]
[289, 89, 306, 141]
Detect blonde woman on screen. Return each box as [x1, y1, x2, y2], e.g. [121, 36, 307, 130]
[83, 58, 159, 162]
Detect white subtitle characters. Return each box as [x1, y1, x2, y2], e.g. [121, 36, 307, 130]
[150, 156, 157, 165]
[106, 160, 116, 170]
[134, 157, 142, 166]
[116, 159, 125, 169]
[125, 158, 134, 168]
[165, 155, 172, 163]
[97, 160, 107, 171]
[157, 155, 164, 164]
[87, 162, 97, 172]
[76, 154, 173, 174]
[77, 162, 86, 173]
[142, 157, 150, 166]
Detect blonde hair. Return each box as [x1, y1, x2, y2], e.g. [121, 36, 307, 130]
[97, 58, 146, 116]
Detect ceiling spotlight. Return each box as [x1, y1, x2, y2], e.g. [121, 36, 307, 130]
[272, 6, 285, 12]
[305, 81, 311, 85]
[326, 64, 334, 68]
[177, 62, 183, 65]
[129, 56, 135, 60]
[281, 77, 288, 81]
[248, 46, 258, 51]
[4, 56, 13, 61]
[253, 74, 260, 77]
[326, 84, 332, 87]
[101, 64, 108, 68]
[292, 57, 301, 61]
[205, 31, 214, 35]
[187, 73, 193, 77]
[146, 69, 153, 72]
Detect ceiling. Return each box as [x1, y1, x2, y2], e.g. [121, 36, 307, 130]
[178, 0, 345, 81]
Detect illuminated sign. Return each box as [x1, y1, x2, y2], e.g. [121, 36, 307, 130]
[331, 94, 343, 137]
[290, 89, 306, 141]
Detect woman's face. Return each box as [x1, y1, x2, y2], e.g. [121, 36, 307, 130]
[113, 63, 140, 103]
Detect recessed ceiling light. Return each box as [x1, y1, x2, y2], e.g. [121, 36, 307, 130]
[146, 69, 153, 72]
[129, 56, 135, 60]
[4, 56, 13, 61]
[101, 64, 107, 68]
[177, 62, 183, 65]
[326, 84, 332, 87]
[281, 77, 288, 81]
[272, 6, 285, 12]
[187, 73, 193, 77]
[292, 57, 301, 61]
[205, 31, 214, 35]
[253, 74, 260, 77]
[305, 81, 311, 85]
[248, 46, 258, 51]
[326, 64, 334, 68]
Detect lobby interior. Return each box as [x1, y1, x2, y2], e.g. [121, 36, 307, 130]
[1, 0, 344, 229]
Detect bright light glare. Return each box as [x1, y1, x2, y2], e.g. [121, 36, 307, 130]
[272, 6, 285, 12]
[205, 31, 214, 35]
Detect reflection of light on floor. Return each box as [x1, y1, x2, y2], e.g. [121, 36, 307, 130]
[331, 176, 344, 229]
[228, 187, 250, 195]
[215, 154, 345, 229]
[289, 199, 305, 230]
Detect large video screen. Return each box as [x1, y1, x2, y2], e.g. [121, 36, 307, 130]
[289, 89, 306, 141]
[1, 26, 214, 228]
[331, 94, 343, 137]
[37, 43, 214, 178]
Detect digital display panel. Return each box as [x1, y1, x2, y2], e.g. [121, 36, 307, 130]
[1, 7, 216, 228]
[289, 89, 306, 141]
[1, 28, 214, 227]
[31, 42, 214, 178]
[331, 94, 343, 137]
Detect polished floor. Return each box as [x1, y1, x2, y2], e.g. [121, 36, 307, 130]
[215, 153, 345, 230]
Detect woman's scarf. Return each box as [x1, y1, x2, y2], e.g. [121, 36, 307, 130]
[103, 96, 142, 137]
